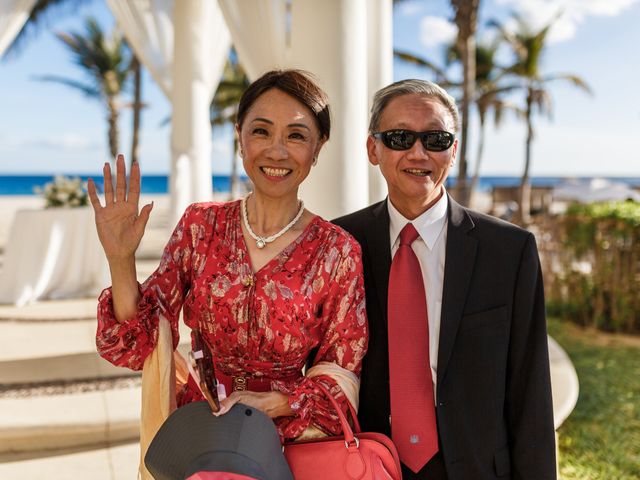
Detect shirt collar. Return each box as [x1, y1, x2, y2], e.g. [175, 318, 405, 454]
[388, 188, 448, 251]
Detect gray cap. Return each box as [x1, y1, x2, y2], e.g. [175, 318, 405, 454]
[145, 401, 294, 480]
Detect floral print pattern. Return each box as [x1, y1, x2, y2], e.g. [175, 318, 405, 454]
[96, 200, 368, 438]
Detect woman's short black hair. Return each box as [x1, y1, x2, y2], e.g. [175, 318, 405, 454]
[237, 69, 331, 140]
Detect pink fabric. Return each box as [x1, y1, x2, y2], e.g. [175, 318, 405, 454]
[186, 472, 258, 480]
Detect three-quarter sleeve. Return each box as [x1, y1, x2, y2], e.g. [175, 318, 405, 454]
[274, 236, 368, 439]
[95, 204, 197, 371]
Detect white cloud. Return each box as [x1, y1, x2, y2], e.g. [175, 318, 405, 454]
[496, 0, 640, 43]
[23, 134, 98, 151]
[420, 16, 457, 48]
[396, 1, 424, 17]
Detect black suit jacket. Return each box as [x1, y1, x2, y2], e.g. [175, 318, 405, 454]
[334, 196, 556, 480]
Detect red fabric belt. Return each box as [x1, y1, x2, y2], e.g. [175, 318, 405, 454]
[215, 371, 301, 394]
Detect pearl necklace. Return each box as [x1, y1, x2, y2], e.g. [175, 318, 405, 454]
[241, 194, 305, 249]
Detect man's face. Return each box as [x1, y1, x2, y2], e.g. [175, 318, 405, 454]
[368, 93, 458, 219]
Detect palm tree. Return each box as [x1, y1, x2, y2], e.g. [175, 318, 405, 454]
[450, 0, 480, 207]
[35, 17, 131, 159]
[10, 2, 145, 167]
[129, 54, 143, 165]
[210, 50, 250, 199]
[395, 42, 518, 203]
[450, 42, 522, 199]
[490, 13, 592, 223]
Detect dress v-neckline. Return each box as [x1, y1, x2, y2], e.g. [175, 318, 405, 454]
[235, 201, 320, 276]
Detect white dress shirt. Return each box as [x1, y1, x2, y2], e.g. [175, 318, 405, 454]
[388, 190, 448, 399]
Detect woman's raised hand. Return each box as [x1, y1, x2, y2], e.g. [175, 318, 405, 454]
[88, 154, 153, 261]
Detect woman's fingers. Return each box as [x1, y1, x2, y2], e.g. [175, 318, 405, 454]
[135, 201, 153, 237]
[103, 162, 114, 204]
[212, 394, 240, 416]
[128, 160, 141, 208]
[87, 178, 102, 211]
[115, 154, 127, 202]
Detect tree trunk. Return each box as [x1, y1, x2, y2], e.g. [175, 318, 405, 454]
[470, 113, 485, 208]
[451, 0, 479, 207]
[456, 33, 475, 207]
[229, 136, 239, 200]
[130, 55, 142, 167]
[107, 95, 119, 159]
[519, 90, 534, 225]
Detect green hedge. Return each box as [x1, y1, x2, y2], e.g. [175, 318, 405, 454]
[540, 201, 640, 333]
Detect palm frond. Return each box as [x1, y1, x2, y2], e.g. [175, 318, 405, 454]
[542, 73, 593, 95]
[32, 74, 100, 97]
[530, 88, 554, 118]
[487, 17, 527, 60]
[394, 49, 451, 83]
[52, 17, 131, 98]
[210, 50, 250, 128]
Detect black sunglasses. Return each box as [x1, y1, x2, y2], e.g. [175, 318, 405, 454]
[373, 129, 455, 152]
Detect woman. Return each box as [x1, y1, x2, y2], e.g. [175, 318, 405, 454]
[89, 69, 368, 440]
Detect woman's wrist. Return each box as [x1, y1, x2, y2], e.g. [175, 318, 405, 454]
[267, 391, 295, 418]
[108, 255, 140, 322]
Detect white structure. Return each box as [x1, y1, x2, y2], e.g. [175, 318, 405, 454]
[1, 0, 393, 223]
[106, 0, 231, 225]
[0, 0, 36, 56]
[219, 0, 392, 219]
[553, 178, 640, 204]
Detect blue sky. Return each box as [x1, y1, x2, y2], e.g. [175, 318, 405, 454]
[0, 0, 639, 176]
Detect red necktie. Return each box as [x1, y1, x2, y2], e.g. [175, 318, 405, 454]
[388, 223, 439, 473]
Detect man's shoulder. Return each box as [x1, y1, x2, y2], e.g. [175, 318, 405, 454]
[454, 202, 535, 247]
[332, 200, 385, 233]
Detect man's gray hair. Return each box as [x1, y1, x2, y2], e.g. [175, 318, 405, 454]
[369, 79, 459, 134]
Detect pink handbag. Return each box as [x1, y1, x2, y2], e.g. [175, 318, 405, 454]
[282, 382, 402, 480]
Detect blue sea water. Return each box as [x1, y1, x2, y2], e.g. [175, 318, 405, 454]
[0, 174, 246, 195]
[0, 174, 638, 195]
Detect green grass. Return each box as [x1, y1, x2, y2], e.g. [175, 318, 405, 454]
[547, 317, 640, 479]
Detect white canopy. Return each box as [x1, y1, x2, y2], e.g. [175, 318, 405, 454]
[107, 0, 231, 225]
[552, 178, 640, 203]
[0, 0, 37, 57]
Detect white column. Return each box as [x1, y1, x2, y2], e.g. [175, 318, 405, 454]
[367, 0, 393, 203]
[291, 0, 370, 219]
[170, 0, 229, 225]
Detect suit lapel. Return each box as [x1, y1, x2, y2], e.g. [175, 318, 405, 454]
[363, 200, 392, 326]
[437, 195, 477, 387]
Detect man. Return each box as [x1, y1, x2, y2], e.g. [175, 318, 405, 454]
[334, 79, 556, 479]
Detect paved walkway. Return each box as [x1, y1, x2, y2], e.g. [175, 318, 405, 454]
[0, 293, 579, 479]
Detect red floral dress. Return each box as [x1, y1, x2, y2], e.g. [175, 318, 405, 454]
[96, 200, 368, 439]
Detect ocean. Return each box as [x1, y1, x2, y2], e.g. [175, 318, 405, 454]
[0, 174, 638, 196]
[0, 174, 246, 195]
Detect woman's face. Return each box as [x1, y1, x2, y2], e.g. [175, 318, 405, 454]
[237, 88, 325, 201]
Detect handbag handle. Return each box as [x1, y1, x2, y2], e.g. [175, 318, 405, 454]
[312, 375, 362, 444]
